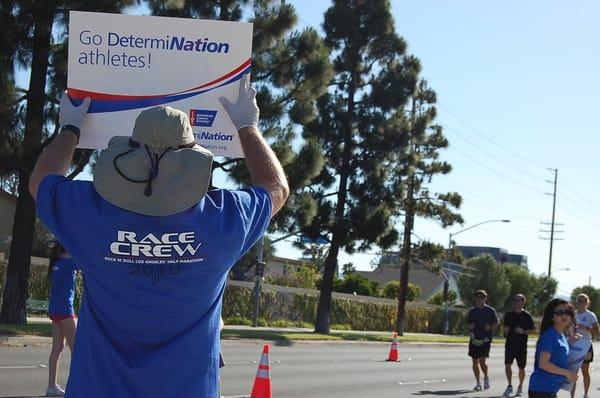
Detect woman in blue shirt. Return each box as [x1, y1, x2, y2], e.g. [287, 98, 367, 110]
[529, 298, 578, 398]
[46, 242, 79, 397]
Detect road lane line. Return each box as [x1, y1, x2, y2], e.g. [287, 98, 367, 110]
[0, 364, 45, 369]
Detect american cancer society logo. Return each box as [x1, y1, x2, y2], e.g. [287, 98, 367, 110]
[189, 109, 218, 127]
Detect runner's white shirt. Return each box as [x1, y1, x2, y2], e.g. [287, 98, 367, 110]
[576, 309, 598, 343]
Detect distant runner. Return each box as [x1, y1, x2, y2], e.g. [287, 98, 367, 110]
[502, 293, 535, 397]
[467, 289, 499, 391]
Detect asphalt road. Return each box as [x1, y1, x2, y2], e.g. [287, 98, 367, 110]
[1, 340, 598, 397]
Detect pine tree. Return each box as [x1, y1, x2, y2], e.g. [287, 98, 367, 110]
[395, 79, 463, 334]
[304, 0, 420, 333]
[0, 1, 135, 324]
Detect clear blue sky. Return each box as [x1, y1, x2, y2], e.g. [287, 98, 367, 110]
[281, 0, 600, 297]
[17, 1, 598, 297]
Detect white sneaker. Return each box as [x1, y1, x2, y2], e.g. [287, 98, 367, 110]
[473, 383, 482, 391]
[46, 385, 65, 397]
[502, 385, 513, 397]
[483, 377, 490, 390]
[516, 386, 523, 396]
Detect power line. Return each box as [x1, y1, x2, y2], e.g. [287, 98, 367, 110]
[440, 121, 548, 183]
[435, 177, 543, 222]
[437, 103, 550, 170]
[444, 142, 548, 196]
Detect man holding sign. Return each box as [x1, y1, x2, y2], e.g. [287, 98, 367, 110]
[29, 75, 288, 397]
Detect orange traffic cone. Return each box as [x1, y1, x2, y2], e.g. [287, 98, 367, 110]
[250, 344, 272, 398]
[386, 332, 400, 361]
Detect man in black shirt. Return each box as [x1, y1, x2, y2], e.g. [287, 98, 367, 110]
[467, 290, 499, 391]
[502, 293, 536, 397]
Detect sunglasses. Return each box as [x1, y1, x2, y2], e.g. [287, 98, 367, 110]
[553, 309, 573, 317]
[475, 295, 486, 299]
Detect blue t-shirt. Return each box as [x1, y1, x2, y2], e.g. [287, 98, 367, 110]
[529, 327, 569, 393]
[48, 257, 78, 316]
[37, 175, 272, 398]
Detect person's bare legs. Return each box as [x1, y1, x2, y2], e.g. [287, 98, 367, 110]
[59, 318, 77, 351]
[505, 363, 512, 386]
[48, 321, 65, 389]
[472, 358, 480, 385]
[479, 357, 488, 378]
[582, 362, 591, 396]
[518, 366, 525, 389]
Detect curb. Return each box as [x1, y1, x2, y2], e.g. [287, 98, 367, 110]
[1, 335, 53, 347]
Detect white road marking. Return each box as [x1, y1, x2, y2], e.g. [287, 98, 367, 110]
[397, 379, 447, 386]
[0, 365, 44, 369]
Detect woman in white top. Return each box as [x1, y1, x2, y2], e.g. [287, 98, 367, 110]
[572, 293, 600, 398]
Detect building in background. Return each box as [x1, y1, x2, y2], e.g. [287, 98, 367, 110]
[457, 245, 528, 267]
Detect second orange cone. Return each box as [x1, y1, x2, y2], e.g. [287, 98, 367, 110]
[250, 344, 272, 398]
[386, 332, 400, 361]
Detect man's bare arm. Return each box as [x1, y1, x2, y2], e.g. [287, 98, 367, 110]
[29, 96, 90, 200]
[220, 76, 289, 215]
[29, 131, 78, 200]
[238, 126, 289, 215]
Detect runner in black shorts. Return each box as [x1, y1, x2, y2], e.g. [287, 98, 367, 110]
[467, 290, 499, 392]
[502, 293, 535, 397]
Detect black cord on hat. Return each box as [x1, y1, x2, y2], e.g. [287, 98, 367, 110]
[113, 141, 171, 197]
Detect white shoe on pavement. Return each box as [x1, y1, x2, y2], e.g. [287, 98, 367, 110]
[473, 383, 482, 391]
[516, 385, 523, 396]
[483, 377, 490, 390]
[502, 385, 513, 397]
[46, 385, 65, 397]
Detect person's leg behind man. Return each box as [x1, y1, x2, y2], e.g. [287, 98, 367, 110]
[47, 321, 66, 397]
[59, 318, 77, 351]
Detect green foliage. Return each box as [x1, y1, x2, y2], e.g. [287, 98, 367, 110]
[571, 286, 600, 316]
[457, 255, 511, 310]
[335, 274, 380, 297]
[382, 280, 421, 301]
[265, 264, 320, 289]
[457, 255, 557, 316]
[501, 263, 537, 312]
[221, 283, 467, 333]
[428, 290, 458, 307]
[306, 0, 421, 332]
[526, 275, 557, 316]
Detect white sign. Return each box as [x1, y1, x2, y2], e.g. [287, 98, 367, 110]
[68, 11, 253, 158]
[560, 336, 591, 391]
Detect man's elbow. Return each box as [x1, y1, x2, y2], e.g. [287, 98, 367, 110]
[270, 179, 290, 216]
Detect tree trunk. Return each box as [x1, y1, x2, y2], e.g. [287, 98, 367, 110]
[314, 72, 356, 334]
[396, 175, 414, 336]
[396, 98, 417, 336]
[0, 3, 56, 324]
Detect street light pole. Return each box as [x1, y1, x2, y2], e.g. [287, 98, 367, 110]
[443, 219, 511, 334]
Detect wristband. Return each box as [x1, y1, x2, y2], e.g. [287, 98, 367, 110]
[60, 124, 80, 143]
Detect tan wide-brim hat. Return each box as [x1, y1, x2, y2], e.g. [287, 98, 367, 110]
[93, 106, 213, 216]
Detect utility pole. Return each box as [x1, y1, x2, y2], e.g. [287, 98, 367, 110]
[539, 168, 563, 276]
[396, 98, 416, 337]
[252, 237, 265, 327]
